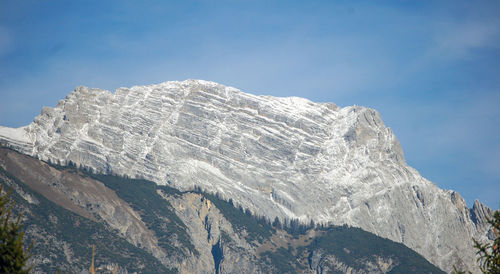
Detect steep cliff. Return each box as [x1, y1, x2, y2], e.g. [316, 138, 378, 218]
[0, 147, 443, 273]
[0, 80, 493, 272]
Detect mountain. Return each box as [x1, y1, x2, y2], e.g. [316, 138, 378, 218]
[0, 147, 444, 273]
[0, 79, 494, 272]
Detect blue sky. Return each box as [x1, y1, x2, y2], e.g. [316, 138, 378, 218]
[1, 0, 499, 209]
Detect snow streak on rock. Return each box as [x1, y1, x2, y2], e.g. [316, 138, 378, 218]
[0, 79, 493, 272]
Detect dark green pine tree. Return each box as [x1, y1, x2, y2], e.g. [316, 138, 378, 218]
[473, 210, 500, 274]
[0, 185, 32, 273]
[454, 210, 500, 274]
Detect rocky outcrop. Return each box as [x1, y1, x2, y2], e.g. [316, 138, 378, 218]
[0, 148, 172, 268]
[0, 79, 493, 272]
[0, 147, 446, 273]
[308, 250, 395, 274]
[163, 192, 268, 273]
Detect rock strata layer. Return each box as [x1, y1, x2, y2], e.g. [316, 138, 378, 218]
[0, 79, 493, 272]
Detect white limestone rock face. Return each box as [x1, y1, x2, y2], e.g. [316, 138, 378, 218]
[0, 79, 493, 272]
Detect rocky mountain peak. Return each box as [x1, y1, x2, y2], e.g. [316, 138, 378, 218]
[0, 79, 493, 272]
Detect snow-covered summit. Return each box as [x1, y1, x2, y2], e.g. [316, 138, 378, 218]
[0, 79, 492, 272]
[0, 126, 32, 153]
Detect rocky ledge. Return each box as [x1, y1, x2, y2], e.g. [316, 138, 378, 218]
[0, 79, 494, 272]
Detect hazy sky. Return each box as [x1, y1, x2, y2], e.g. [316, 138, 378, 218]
[1, 0, 499, 209]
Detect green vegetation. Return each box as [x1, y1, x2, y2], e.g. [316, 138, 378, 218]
[45, 155, 195, 256]
[473, 210, 500, 273]
[0, 167, 173, 273]
[85, 173, 197, 257]
[191, 187, 275, 243]
[3, 151, 445, 273]
[192, 187, 314, 241]
[453, 210, 500, 274]
[257, 225, 443, 273]
[309, 225, 444, 273]
[0, 185, 32, 273]
[190, 186, 442, 273]
[261, 247, 301, 274]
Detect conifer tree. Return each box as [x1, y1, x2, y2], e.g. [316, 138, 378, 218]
[473, 210, 500, 273]
[0, 185, 32, 273]
[454, 210, 500, 274]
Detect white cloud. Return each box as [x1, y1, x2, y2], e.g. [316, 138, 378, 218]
[434, 20, 500, 59]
